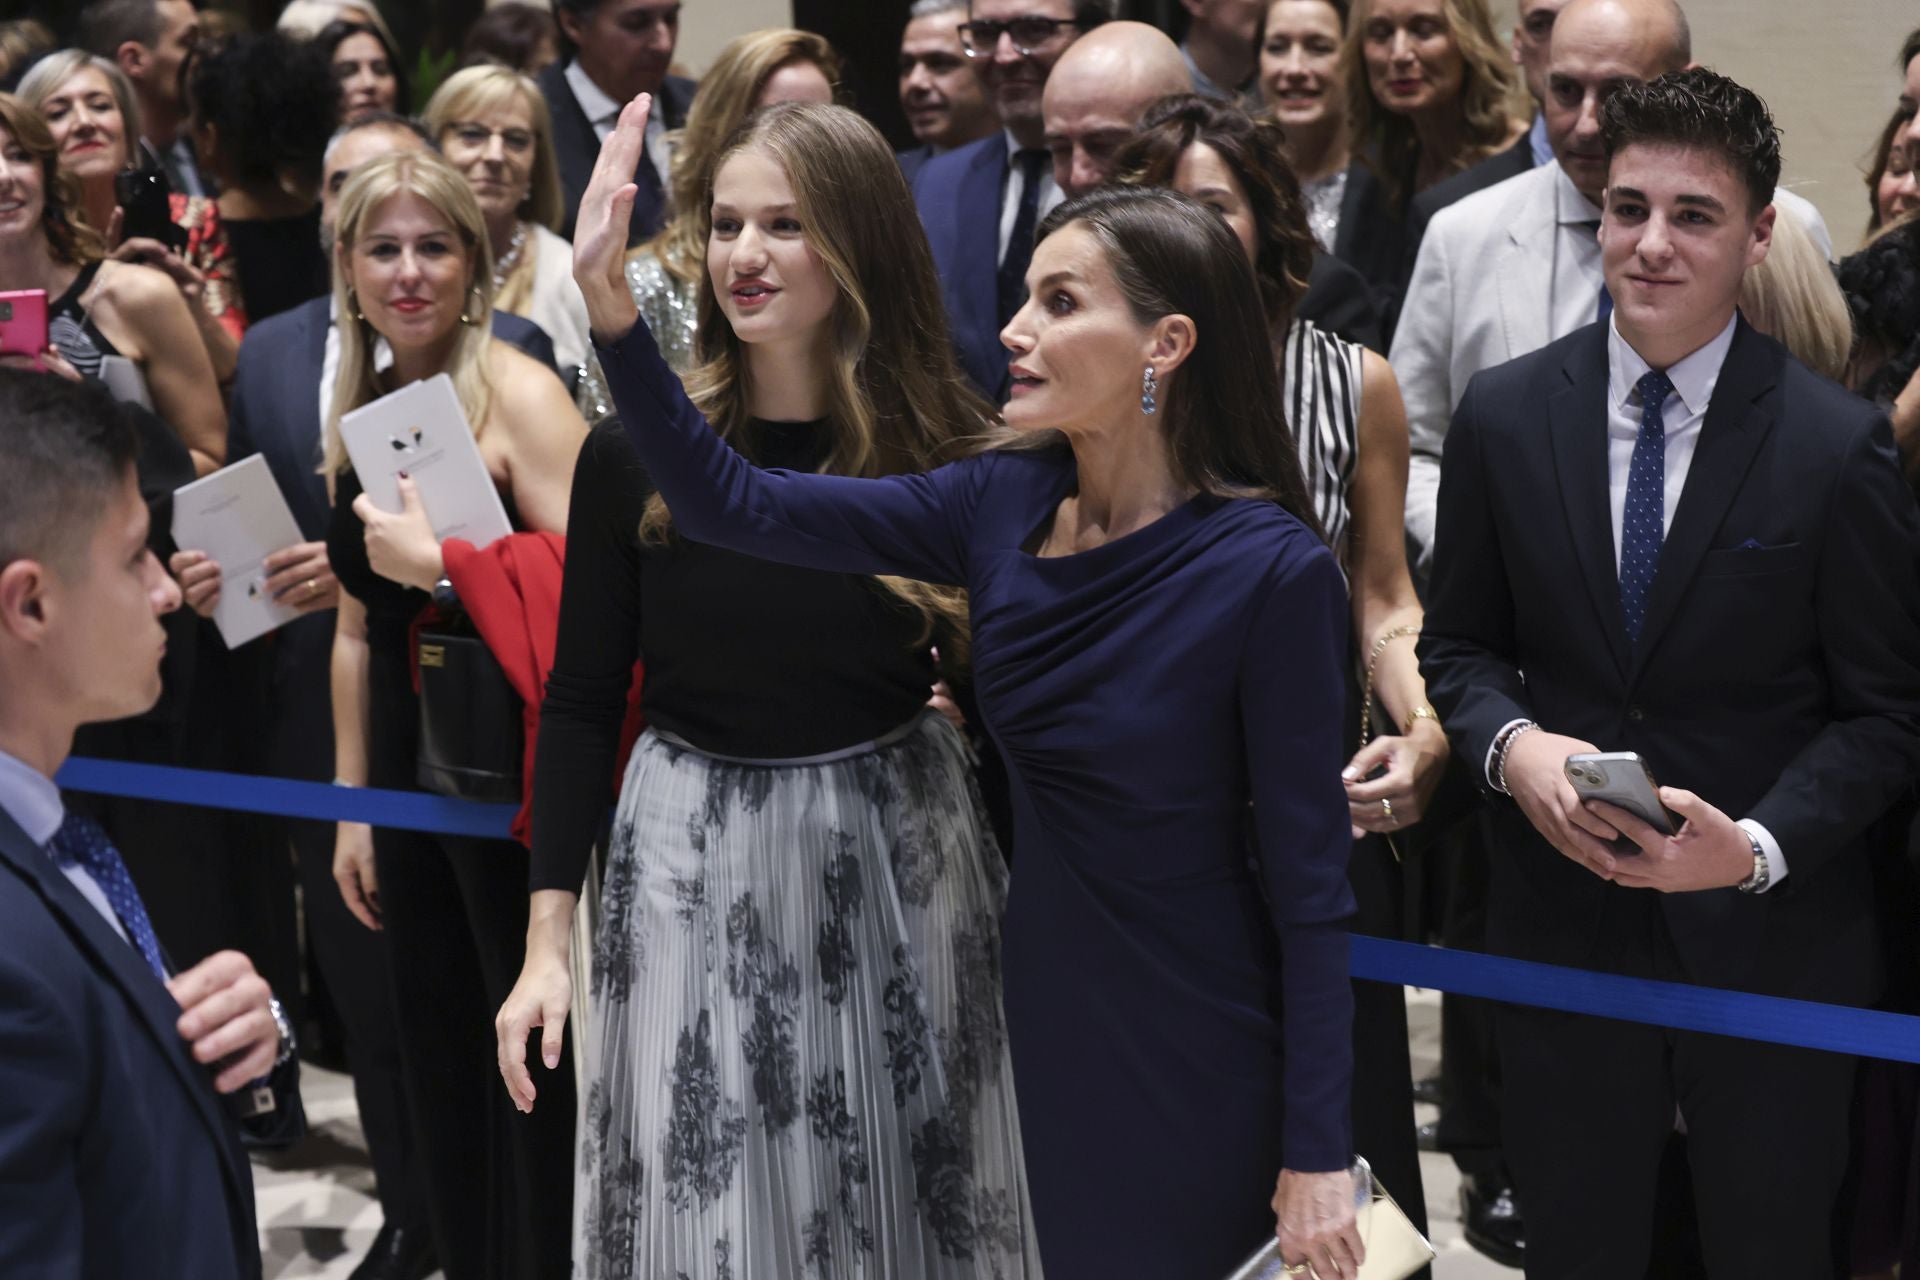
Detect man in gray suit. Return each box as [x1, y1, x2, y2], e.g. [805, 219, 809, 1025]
[1394, 0, 1829, 571]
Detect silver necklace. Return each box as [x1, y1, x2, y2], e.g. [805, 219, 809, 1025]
[492, 221, 528, 291]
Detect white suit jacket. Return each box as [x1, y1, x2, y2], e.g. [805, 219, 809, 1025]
[1393, 159, 1830, 569]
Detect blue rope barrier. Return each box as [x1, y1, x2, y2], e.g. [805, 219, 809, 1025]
[55, 756, 1920, 1063]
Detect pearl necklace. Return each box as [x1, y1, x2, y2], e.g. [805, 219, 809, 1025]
[492, 221, 529, 291]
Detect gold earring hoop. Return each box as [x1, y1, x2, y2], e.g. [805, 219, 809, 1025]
[346, 286, 365, 322]
[460, 282, 483, 327]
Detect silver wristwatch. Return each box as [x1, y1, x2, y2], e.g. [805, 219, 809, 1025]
[267, 995, 296, 1070]
[1735, 830, 1771, 894]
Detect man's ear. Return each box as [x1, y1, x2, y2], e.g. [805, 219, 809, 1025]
[1746, 202, 1776, 271]
[113, 39, 147, 80]
[0, 560, 53, 645]
[554, 6, 585, 47]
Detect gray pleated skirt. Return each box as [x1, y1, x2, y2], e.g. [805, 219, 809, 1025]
[574, 710, 1043, 1279]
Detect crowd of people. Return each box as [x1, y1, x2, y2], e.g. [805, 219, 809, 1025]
[1, 1, 1919, 1279]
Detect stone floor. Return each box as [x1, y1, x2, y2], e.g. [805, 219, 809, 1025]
[254, 987, 1516, 1278]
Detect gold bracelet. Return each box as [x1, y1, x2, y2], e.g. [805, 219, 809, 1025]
[1404, 704, 1440, 734]
[1357, 624, 1423, 747]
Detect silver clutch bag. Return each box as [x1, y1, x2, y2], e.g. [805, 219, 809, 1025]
[1225, 1159, 1437, 1280]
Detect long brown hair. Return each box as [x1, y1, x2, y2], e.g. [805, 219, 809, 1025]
[647, 28, 842, 287]
[1031, 186, 1326, 541]
[644, 102, 989, 655]
[1341, 0, 1520, 206]
[1115, 94, 1317, 337]
[0, 94, 104, 266]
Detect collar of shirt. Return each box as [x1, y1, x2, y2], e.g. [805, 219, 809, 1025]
[1606, 311, 1738, 419]
[565, 58, 624, 129]
[1553, 161, 1604, 227]
[1528, 112, 1552, 168]
[0, 744, 62, 848]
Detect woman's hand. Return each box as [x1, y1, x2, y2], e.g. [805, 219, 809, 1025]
[1342, 718, 1449, 838]
[0, 348, 81, 381]
[1273, 1167, 1364, 1278]
[113, 236, 207, 309]
[496, 948, 572, 1114]
[333, 820, 381, 931]
[351, 474, 444, 591]
[168, 549, 224, 617]
[572, 92, 648, 341]
[264, 541, 340, 613]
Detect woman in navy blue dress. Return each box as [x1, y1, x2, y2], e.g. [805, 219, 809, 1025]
[574, 95, 1363, 1279]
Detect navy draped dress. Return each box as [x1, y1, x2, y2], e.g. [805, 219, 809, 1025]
[596, 321, 1356, 1278]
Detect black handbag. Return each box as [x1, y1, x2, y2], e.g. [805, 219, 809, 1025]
[415, 609, 523, 802]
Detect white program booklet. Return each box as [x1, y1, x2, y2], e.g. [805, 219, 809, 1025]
[171, 454, 305, 649]
[337, 372, 511, 549]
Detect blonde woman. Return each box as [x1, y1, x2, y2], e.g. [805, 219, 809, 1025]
[424, 63, 593, 392]
[1740, 205, 1852, 383]
[622, 27, 838, 376]
[495, 102, 1039, 1278]
[1344, 0, 1525, 202]
[321, 148, 587, 1278]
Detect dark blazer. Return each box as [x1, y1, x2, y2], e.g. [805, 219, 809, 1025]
[897, 143, 935, 187]
[914, 130, 1011, 400]
[1298, 250, 1385, 353]
[0, 807, 264, 1277]
[1420, 318, 1920, 1005]
[538, 62, 697, 245]
[224, 297, 558, 779]
[1401, 131, 1535, 283]
[1329, 160, 1410, 341]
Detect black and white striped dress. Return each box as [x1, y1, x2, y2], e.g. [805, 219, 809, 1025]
[1278, 318, 1365, 567]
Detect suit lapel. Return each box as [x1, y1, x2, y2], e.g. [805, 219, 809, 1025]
[1496, 173, 1556, 360]
[0, 810, 254, 1225]
[1629, 320, 1779, 678]
[1547, 329, 1631, 678]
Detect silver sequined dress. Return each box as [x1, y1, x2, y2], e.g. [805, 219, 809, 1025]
[575, 250, 701, 424]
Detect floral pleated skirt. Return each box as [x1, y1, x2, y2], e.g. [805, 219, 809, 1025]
[575, 710, 1043, 1280]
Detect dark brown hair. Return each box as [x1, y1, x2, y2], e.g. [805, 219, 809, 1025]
[0, 93, 104, 266]
[1865, 103, 1916, 238]
[1032, 185, 1326, 541]
[1115, 93, 1316, 337]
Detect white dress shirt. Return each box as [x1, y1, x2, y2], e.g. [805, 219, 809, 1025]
[1550, 166, 1607, 338]
[0, 746, 131, 941]
[565, 59, 672, 195]
[997, 129, 1064, 266]
[1485, 313, 1787, 889]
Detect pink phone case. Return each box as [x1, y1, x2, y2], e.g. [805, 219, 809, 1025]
[0, 289, 50, 360]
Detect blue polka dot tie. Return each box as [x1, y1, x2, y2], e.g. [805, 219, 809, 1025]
[50, 812, 167, 981]
[1619, 368, 1673, 648]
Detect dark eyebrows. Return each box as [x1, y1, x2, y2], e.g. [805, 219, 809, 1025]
[1608, 185, 1726, 215]
[1032, 269, 1080, 291]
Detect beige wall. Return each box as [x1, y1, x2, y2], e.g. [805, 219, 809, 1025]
[674, 0, 795, 77]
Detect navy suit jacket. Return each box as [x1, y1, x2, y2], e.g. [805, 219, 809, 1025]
[914, 131, 1011, 400]
[897, 144, 935, 187]
[224, 297, 557, 780]
[538, 62, 696, 245]
[0, 807, 262, 1277]
[1421, 318, 1920, 1004]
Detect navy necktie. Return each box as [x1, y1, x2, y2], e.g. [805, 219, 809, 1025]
[997, 149, 1050, 327]
[50, 813, 167, 981]
[1619, 368, 1674, 647]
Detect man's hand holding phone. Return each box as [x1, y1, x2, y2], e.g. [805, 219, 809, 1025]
[1584, 788, 1756, 892]
[1502, 729, 1623, 879]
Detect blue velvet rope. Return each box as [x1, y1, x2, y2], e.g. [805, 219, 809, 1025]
[55, 756, 1920, 1064]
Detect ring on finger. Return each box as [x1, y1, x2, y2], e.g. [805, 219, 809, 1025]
[305, 578, 319, 598]
[1380, 796, 1394, 825]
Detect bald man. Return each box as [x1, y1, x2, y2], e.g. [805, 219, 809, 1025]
[1040, 21, 1192, 197]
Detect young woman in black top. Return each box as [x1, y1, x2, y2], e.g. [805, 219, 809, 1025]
[494, 104, 1040, 1278]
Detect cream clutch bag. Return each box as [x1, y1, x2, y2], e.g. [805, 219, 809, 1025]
[1225, 1160, 1437, 1280]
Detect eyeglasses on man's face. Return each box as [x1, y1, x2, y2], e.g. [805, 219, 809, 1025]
[957, 15, 1083, 58]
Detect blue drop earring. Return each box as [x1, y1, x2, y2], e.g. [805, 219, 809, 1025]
[1141, 365, 1158, 415]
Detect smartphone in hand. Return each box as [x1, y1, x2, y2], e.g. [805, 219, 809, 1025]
[113, 166, 189, 252]
[0, 289, 49, 361]
[1564, 752, 1678, 852]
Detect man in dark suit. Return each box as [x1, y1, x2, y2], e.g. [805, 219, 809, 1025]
[1421, 70, 1920, 1277]
[540, 0, 696, 244]
[0, 370, 301, 1276]
[165, 111, 561, 1280]
[898, 0, 1000, 186]
[913, 0, 1110, 399]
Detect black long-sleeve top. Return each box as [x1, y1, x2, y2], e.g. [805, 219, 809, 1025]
[528, 422, 940, 893]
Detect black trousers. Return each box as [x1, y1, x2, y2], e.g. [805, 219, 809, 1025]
[1433, 812, 1506, 1183]
[1498, 893, 1855, 1279]
[373, 824, 575, 1280]
[1348, 829, 1430, 1276]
